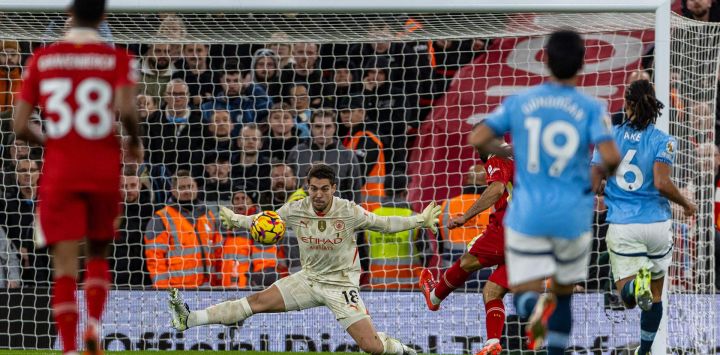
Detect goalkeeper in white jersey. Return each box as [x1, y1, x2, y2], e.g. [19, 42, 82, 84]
[168, 164, 441, 355]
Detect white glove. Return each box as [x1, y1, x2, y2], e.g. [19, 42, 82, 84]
[418, 201, 442, 234]
[219, 206, 240, 230]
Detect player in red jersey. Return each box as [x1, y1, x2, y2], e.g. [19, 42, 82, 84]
[420, 137, 514, 355]
[13, 1, 141, 354]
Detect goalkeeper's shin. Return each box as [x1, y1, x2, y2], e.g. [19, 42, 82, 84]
[187, 297, 254, 327]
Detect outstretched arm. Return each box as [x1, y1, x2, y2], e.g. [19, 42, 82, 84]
[449, 181, 505, 229]
[360, 202, 441, 234]
[218, 206, 259, 230]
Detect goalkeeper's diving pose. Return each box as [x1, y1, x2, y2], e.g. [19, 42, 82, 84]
[168, 164, 441, 355]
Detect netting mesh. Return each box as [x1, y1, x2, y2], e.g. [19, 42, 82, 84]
[0, 9, 716, 354]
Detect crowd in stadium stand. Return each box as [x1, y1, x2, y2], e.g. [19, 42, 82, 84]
[0, 1, 719, 292]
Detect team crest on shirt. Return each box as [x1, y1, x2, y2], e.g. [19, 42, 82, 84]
[318, 220, 326, 232]
[666, 141, 674, 153]
[334, 220, 345, 231]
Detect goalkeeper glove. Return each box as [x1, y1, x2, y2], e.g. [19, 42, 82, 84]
[418, 201, 442, 234]
[219, 206, 241, 230]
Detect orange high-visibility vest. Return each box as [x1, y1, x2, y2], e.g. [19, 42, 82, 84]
[346, 130, 386, 212]
[144, 206, 222, 288]
[218, 232, 285, 288]
[439, 193, 492, 253]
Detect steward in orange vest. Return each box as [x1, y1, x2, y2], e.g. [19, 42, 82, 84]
[144, 171, 223, 288]
[339, 96, 386, 212]
[217, 191, 287, 288]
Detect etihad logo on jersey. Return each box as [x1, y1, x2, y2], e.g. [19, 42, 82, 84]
[300, 236, 343, 245]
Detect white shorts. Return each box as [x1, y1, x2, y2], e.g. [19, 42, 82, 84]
[606, 220, 673, 282]
[505, 228, 591, 286]
[273, 270, 369, 329]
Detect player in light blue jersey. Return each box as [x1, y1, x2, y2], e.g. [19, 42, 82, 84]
[592, 79, 696, 355]
[468, 30, 621, 354]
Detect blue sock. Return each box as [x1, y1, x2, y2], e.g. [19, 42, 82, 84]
[546, 294, 572, 355]
[621, 280, 636, 308]
[513, 292, 539, 320]
[639, 302, 662, 355]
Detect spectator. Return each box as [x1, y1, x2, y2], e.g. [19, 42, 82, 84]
[144, 170, 223, 288]
[438, 164, 490, 264]
[217, 189, 285, 288]
[259, 163, 298, 211]
[144, 79, 204, 174]
[321, 59, 362, 108]
[280, 42, 323, 106]
[338, 97, 387, 212]
[1, 135, 30, 192]
[0, 40, 22, 113]
[0, 159, 50, 286]
[361, 57, 411, 174]
[0, 228, 21, 289]
[172, 43, 214, 107]
[683, 0, 720, 22]
[201, 70, 272, 134]
[138, 43, 175, 99]
[202, 153, 233, 204]
[137, 94, 158, 122]
[250, 48, 283, 101]
[265, 32, 294, 69]
[156, 14, 186, 63]
[263, 102, 305, 162]
[287, 109, 362, 202]
[689, 101, 715, 145]
[202, 109, 234, 156]
[111, 174, 154, 287]
[612, 69, 652, 125]
[286, 83, 313, 136]
[231, 123, 271, 193]
[364, 175, 429, 289]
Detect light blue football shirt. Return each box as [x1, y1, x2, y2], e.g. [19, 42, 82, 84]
[485, 82, 613, 239]
[593, 123, 675, 224]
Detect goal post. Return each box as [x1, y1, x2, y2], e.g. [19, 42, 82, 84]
[0, 0, 716, 354]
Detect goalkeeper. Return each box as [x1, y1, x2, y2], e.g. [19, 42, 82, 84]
[169, 164, 441, 355]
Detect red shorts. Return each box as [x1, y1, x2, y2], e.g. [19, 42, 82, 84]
[36, 187, 121, 247]
[467, 223, 508, 289]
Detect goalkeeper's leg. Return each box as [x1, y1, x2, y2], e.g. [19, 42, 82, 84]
[169, 285, 286, 331]
[346, 318, 416, 355]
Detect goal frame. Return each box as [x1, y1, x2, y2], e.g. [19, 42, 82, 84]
[0, 0, 675, 353]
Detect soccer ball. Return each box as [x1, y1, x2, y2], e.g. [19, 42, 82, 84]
[250, 211, 286, 245]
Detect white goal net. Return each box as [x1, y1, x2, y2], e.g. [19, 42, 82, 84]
[0, 8, 717, 354]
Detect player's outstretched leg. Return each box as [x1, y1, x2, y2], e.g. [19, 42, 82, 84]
[346, 318, 416, 355]
[419, 253, 483, 311]
[169, 284, 286, 331]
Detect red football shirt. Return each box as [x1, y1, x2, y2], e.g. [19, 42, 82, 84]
[19, 39, 136, 190]
[484, 155, 514, 227]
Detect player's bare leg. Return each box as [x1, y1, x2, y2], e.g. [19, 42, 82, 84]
[477, 280, 507, 355]
[420, 253, 483, 311]
[82, 240, 111, 355]
[51, 241, 81, 355]
[170, 284, 286, 331]
[346, 318, 416, 355]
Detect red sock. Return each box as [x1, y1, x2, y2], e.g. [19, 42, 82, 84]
[52, 276, 78, 353]
[485, 298, 506, 341]
[84, 258, 110, 322]
[434, 260, 471, 300]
